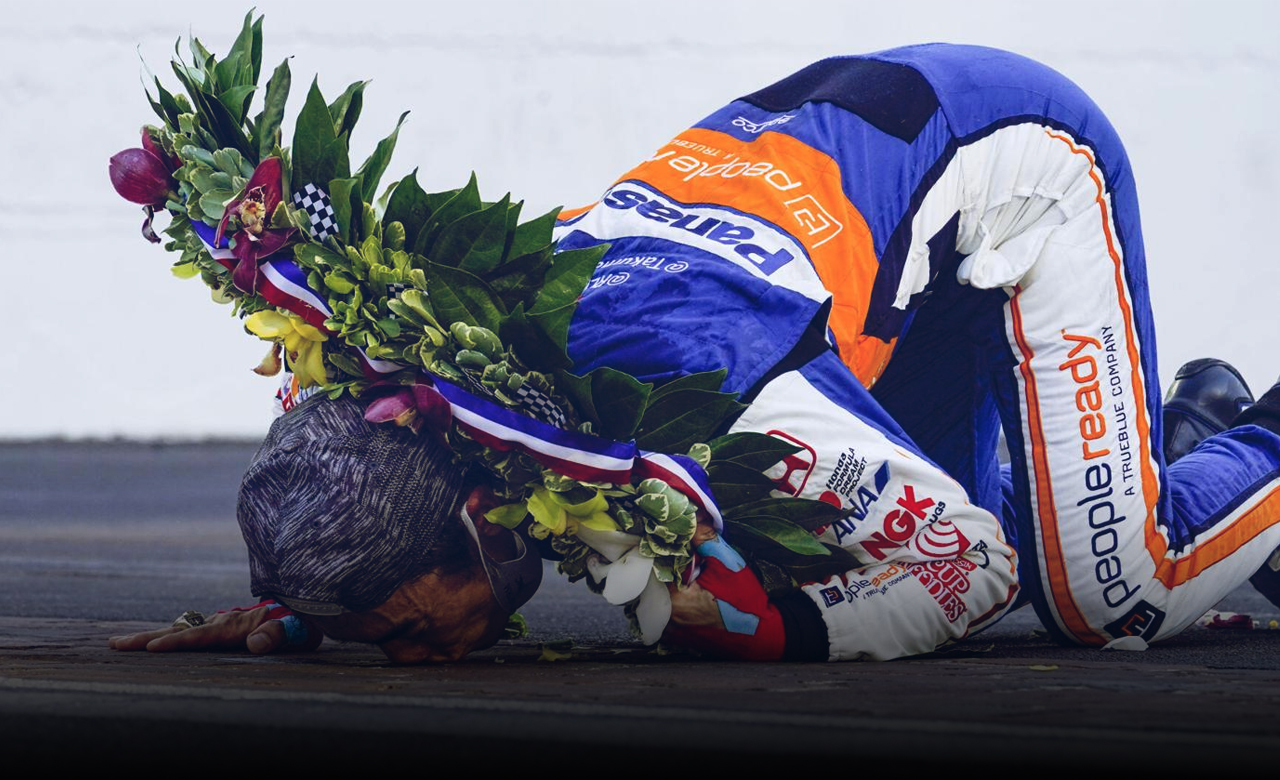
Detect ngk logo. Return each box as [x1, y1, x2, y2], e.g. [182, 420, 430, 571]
[861, 484, 953, 561]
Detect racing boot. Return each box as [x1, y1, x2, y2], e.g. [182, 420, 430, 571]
[1232, 376, 1280, 436]
[1229, 377, 1280, 610]
[1161, 358, 1254, 464]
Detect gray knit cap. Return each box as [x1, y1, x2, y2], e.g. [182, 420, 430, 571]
[237, 394, 472, 614]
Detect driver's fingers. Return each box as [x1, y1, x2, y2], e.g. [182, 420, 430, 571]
[108, 626, 184, 651]
[246, 618, 287, 654]
[109, 610, 319, 655]
[142, 608, 266, 652]
[665, 580, 726, 631]
[248, 615, 322, 654]
[143, 621, 240, 652]
[693, 518, 718, 546]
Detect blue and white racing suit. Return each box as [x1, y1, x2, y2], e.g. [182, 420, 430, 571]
[558, 44, 1280, 660]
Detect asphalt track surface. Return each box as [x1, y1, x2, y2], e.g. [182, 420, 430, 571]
[4, 441, 1280, 768]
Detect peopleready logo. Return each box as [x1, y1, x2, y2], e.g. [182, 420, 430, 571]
[601, 186, 799, 276]
[647, 140, 845, 250]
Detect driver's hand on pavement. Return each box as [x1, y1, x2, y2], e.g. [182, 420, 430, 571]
[108, 600, 323, 654]
[664, 520, 786, 661]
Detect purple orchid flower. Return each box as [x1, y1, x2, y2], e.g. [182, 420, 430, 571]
[364, 384, 454, 436]
[216, 157, 297, 294]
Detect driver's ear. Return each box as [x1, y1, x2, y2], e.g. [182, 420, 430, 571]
[463, 484, 507, 539]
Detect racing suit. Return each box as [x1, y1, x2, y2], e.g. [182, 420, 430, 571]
[558, 44, 1280, 660]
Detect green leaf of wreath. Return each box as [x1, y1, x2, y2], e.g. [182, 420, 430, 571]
[636, 390, 745, 454]
[553, 371, 599, 431]
[505, 207, 560, 262]
[425, 263, 506, 332]
[328, 80, 367, 140]
[500, 200, 523, 259]
[743, 543, 861, 587]
[186, 36, 212, 70]
[147, 76, 184, 128]
[424, 184, 465, 216]
[384, 170, 431, 250]
[648, 369, 728, 406]
[248, 14, 264, 84]
[292, 78, 338, 190]
[531, 244, 605, 317]
[557, 367, 653, 441]
[217, 85, 256, 128]
[487, 246, 554, 312]
[327, 177, 361, 244]
[256, 58, 291, 164]
[219, 13, 257, 90]
[707, 432, 802, 473]
[294, 241, 352, 274]
[702, 459, 775, 507]
[589, 368, 653, 441]
[730, 517, 830, 556]
[724, 497, 844, 531]
[415, 174, 481, 257]
[317, 132, 353, 192]
[486, 503, 530, 530]
[435, 193, 511, 275]
[501, 304, 572, 372]
[527, 302, 578, 359]
[170, 61, 252, 158]
[356, 111, 408, 204]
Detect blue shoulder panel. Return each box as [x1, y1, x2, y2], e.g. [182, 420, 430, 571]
[563, 232, 822, 394]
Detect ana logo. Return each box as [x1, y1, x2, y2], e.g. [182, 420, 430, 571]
[849, 462, 893, 521]
[585, 271, 630, 291]
[766, 429, 817, 496]
[831, 462, 892, 543]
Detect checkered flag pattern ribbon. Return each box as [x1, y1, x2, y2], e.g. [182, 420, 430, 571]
[385, 283, 408, 318]
[453, 364, 570, 430]
[292, 183, 340, 241]
[513, 383, 569, 429]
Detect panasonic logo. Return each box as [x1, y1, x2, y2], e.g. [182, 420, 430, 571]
[602, 187, 795, 275]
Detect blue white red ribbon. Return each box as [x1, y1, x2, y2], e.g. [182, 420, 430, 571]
[425, 375, 723, 529]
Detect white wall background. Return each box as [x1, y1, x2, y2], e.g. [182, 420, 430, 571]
[3, 0, 1277, 438]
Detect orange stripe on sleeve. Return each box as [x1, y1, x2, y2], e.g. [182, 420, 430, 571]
[1010, 289, 1103, 645]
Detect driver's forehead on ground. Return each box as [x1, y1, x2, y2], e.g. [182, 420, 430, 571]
[306, 573, 444, 644]
[310, 606, 402, 644]
[304, 564, 507, 662]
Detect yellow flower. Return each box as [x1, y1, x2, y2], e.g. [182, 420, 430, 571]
[526, 486, 619, 538]
[245, 311, 329, 388]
